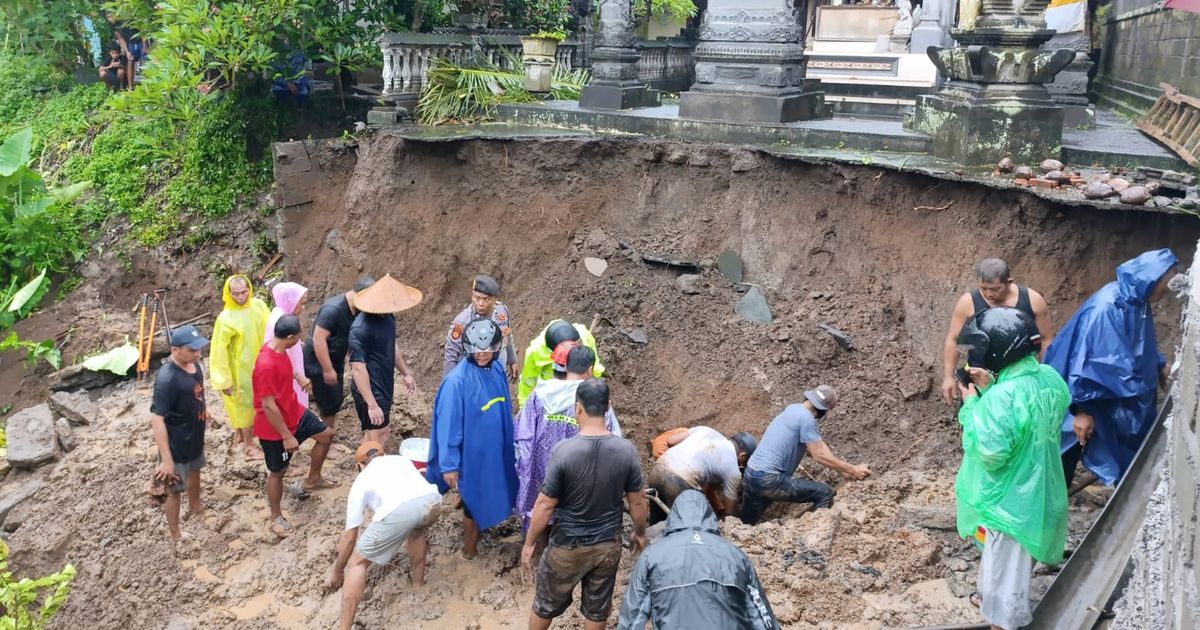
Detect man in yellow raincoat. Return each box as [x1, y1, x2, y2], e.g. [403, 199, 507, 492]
[517, 319, 605, 408]
[210, 274, 271, 459]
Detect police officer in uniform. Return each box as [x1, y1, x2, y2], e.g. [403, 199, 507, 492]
[444, 275, 518, 380]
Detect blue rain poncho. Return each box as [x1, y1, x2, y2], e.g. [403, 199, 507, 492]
[956, 355, 1071, 565]
[1043, 248, 1177, 485]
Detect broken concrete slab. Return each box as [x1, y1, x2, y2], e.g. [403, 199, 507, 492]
[48, 364, 120, 392]
[55, 417, 76, 453]
[818, 323, 854, 351]
[6, 404, 58, 469]
[735, 287, 773, 324]
[642, 253, 700, 272]
[676, 274, 703, 295]
[717, 249, 743, 284]
[583, 257, 608, 277]
[620, 328, 649, 344]
[895, 502, 957, 531]
[0, 479, 46, 525]
[49, 390, 97, 425]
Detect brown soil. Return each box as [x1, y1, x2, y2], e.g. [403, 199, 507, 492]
[2, 134, 1197, 629]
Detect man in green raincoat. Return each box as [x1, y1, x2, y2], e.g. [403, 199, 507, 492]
[517, 320, 605, 408]
[955, 307, 1069, 630]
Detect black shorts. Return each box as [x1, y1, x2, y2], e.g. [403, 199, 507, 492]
[261, 410, 328, 473]
[307, 365, 345, 417]
[351, 386, 391, 431]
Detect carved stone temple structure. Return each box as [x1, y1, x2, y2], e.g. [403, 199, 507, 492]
[678, 0, 825, 123]
[579, 0, 658, 109]
[906, 0, 1073, 165]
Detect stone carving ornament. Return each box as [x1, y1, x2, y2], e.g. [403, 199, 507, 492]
[699, 8, 802, 43]
[596, 0, 636, 49]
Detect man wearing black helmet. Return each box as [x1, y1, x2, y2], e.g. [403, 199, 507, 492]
[426, 317, 519, 558]
[647, 427, 757, 524]
[954, 307, 1070, 630]
[443, 275, 519, 380]
[518, 319, 606, 407]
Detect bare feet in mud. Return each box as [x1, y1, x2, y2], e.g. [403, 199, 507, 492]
[302, 476, 340, 492]
[182, 508, 206, 522]
[270, 516, 295, 539]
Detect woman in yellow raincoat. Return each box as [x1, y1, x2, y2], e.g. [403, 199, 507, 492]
[210, 274, 271, 459]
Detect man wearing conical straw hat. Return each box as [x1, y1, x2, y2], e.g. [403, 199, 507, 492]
[348, 274, 421, 448]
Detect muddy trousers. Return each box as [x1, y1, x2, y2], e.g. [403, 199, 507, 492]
[739, 468, 834, 525]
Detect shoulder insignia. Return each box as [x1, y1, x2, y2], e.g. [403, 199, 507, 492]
[496, 310, 508, 322]
[450, 323, 464, 341]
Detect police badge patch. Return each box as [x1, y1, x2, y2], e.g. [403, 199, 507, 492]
[450, 323, 464, 341]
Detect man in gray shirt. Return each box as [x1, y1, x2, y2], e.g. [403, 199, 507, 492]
[521, 379, 648, 630]
[740, 385, 871, 524]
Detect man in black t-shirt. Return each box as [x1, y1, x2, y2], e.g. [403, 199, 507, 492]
[303, 277, 375, 429]
[522, 379, 648, 630]
[150, 325, 211, 548]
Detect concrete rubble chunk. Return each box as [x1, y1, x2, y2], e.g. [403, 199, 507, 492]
[55, 417, 76, 453]
[0, 479, 46, 524]
[583, 257, 608, 277]
[676, 274, 703, 295]
[49, 390, 97, 425]
[896, 502, 957, 531]
[6, 404, 59, 469]
[735, 287, 773, 324]
[730, 150, 763, 173]
[717, 249, 744, 284]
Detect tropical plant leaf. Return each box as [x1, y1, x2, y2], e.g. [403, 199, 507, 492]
[6, 269, 46, 313]
[0, 127, 34, 177]
[47, 181, 90, 204]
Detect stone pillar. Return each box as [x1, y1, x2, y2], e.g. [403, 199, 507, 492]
[678, 0, 825, 124]
[905, 0, 1074, 165]
[909, 0, 948, 55]
[580, 0, 658, 109]
[1043, 31, 1096, 129]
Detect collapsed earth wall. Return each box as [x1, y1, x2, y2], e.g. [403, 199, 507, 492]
[1114, 239, 1200, 630]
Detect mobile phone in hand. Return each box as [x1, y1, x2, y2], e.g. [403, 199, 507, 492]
[955, 367, 973, 388]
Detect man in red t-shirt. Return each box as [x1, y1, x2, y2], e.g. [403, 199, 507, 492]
[254, 314, 337, 538]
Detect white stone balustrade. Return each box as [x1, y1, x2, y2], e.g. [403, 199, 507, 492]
[379, 31, 695, 101]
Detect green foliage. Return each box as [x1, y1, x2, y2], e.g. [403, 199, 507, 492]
[0, 333, 62, 369]
[0, 55, 70, 123]
[633, 0, 698, 21]
[0, 539, 77, 629]
[417, 51, 588, 124]
[0, 128, 90, 287]
[525, 0, 571, 36]
[0, 0, 92, 70]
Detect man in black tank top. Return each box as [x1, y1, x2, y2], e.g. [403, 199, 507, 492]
[941, 258, 1055, 403]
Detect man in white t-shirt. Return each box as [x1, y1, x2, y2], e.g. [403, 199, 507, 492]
[648, 426, 757, 523]
[327, 441, 442, 630]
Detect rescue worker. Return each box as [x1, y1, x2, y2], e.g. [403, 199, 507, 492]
[426, 318, 519, 559]
[941, 258, 1054, 404]
[739, 386, 871, 524]
[647, 427, 756, 524]
[1044, 249, 1179, 486]
[349, 274, 421, 448]
[515, 344, 622, 532]
[443, 275, 518, 380]
[518, 319, 606, 407]
[210, 274, 271, 460]
[617, 490, 779, 630]
[955, 307, 1070, 630]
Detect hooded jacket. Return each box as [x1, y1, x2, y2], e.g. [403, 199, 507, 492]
[1043, 248, 1177, 485]
[265, 282, 309, 408]
[617, 490, 779, 630]
[956, 355, 1071, 565]
[210, 275, 271, 430]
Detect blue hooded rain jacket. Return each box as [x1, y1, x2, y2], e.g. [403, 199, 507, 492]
[1043, 248, 1177, 485]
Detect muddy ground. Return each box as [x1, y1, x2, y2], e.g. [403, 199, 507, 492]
[2, 134, 1197, 629]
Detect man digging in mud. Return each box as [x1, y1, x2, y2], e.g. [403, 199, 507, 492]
[304, 277, 376, 430]
[739, 386, 871, 524]
[521, 379, 648, 630]
[444, 274, 519, 380]
[253, 314, 338, 538]
[349, 274, 421, 447]
[210, 274, 271, 460]
[941, 258, 1053, 404]
[426, 318, 519, 559]
[328, 441, 442, 630]
[150, 325, 211, 551]
[646, 426, 756, 524]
